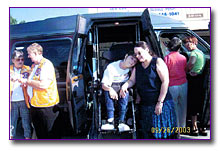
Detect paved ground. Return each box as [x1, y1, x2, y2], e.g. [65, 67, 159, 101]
[180, 129, 210, 140]
[12, 120, 211, 140]
[12, 115, 211, 140]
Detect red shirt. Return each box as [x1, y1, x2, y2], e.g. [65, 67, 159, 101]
[164, 51, 187, 86]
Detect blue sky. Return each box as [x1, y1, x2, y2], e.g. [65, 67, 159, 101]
[9, 8, 147, 23]
[10, 8, 89, 23]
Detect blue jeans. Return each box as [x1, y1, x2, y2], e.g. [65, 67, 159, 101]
[104, 91, 129, 122]
[10, 101, 31, 138]
[169, 82, 188, 128]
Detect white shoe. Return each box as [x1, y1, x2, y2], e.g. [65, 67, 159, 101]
[118, 123, 130, 132]
[101, 123, 114, 130]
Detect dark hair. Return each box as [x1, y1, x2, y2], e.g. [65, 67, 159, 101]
[135, 41, 149, 50]
[167, 37, 182, 52]
[124, 51, 136, 61]
[135, 41, 155, 56]
[183, 36, 198, 45]
[11, 50, 24, 59]
[126, 51, 136, 57]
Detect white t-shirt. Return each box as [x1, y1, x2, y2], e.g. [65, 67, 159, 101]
[101, 60, 130, 86]
[27, 58, 55, 99]
[11, 68, 24, 102]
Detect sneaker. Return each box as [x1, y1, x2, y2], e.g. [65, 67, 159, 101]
[118, 123, 130, 132]
[101, 122, 114, 130]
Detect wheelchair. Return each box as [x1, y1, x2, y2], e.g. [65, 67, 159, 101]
[88, 43, 137, 139]
[97, 89, 137, 139]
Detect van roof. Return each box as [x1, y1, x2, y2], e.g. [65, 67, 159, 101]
[10, 12, 186, 39]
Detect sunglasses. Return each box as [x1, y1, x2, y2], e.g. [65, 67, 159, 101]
[15, 58, 24, 62]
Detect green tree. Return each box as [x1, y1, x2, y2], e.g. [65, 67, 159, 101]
[10, 15, 17, 25]
[10, 15, 26, 25]
[19, 20, 26, 24]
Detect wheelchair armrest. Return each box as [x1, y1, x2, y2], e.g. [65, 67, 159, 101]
[128, 88, 134, 97]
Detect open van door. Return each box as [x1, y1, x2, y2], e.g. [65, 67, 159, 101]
[66, 15, 88, 134]
[140, 9, 163, 57]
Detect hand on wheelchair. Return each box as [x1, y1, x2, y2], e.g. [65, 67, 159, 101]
[109, 87, 119, 100]
[119, 84, 129, 99]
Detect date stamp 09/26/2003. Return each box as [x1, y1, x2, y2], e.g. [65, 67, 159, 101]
[151, 127, 191, 134]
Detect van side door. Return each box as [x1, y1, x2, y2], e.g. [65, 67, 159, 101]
[140, 8, 163, 57]
[66, 15, 88, 134]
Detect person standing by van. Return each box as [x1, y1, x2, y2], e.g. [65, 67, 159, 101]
[183, 36, 206, 136]
[101, 51, 137, 132]
[120, 41, 177, 139]
[10, 50, 32, 139]
[19, 43, 60, 139]
[164, 37, 188, 138]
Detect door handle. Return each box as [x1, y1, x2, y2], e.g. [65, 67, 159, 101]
[71, 74, 83, 84]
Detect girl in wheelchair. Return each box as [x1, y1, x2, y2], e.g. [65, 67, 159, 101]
[101, 51, 137, 132]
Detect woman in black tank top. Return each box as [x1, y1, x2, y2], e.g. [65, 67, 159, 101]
[120, 41, 177, 139]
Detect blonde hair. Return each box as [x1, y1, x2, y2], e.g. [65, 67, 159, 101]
[27, 43, 43, 54]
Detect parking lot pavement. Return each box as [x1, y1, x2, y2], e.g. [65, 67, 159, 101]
[14, 128, 211, 140]
[180, 130, 211, 140]
[12, 120, 211, 140]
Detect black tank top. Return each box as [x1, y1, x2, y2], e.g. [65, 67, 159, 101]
[136, 57, 172, 106]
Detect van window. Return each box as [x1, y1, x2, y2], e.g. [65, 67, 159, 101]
[11, 38, 72, 82]
[72, 37, 83, 71]
[159, 32, 209, 58]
